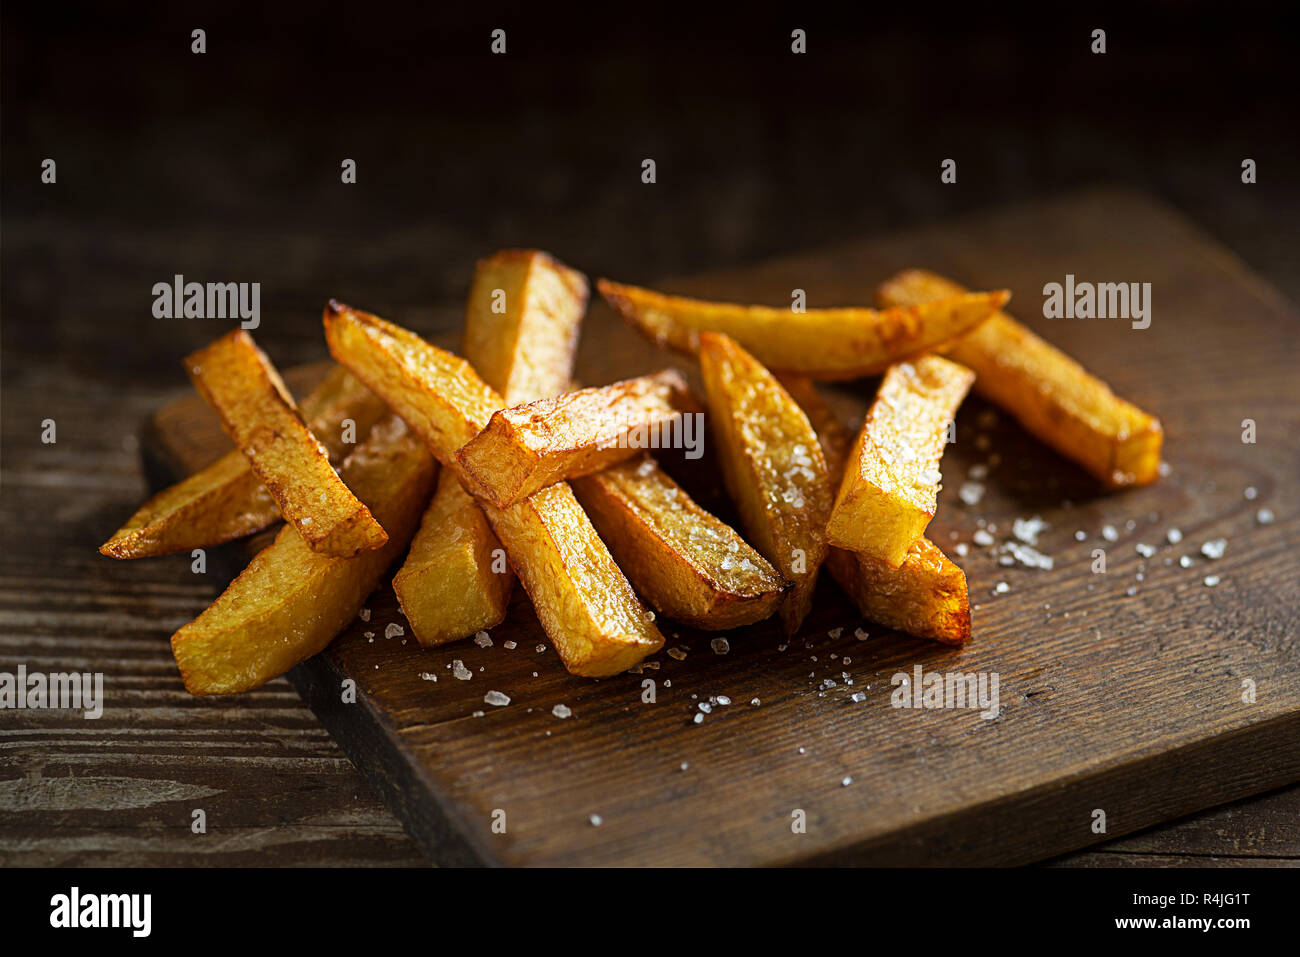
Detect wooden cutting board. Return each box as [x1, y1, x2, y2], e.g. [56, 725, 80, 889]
[143, 188, 1300, 866]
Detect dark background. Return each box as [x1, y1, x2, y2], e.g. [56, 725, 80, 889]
[2, 1, 1297, 865]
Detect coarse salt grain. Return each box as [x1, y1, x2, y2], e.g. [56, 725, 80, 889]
[484, 690, 510, 707]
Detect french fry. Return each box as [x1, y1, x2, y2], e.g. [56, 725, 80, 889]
[394, 251, 586, 645]
[101, 366, 387, 559]
[599, 277, 1008, 381]
[185, 330, 388, 557]
[170, 416, 436, 694]
[877, 269, 1163, 488]
[783, 375, 971, 645]
[456, 369, 700, 508]
[824, 356, 974, 568]
[324, 302, 664, 677]
[697, 332, 832, 634]
[572, 455, 787, 629]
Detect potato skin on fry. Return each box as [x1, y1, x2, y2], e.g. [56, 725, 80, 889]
[825, 356, 974, 568]
[599, 277, 1008, 380]
[456, 369, 699, 508]
[697, 332, 832, 635]
[170, 417, 436, 695]
[100, 366, 386, 559]
[877, 269, 1163, 488]
[782, 374, 971, 645]
[324, 302, 664, 677]
[573, 455, 787, 629]
[185, 330, 388, 558]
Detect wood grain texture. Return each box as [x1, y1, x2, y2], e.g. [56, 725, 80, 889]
[140, 189, 1300, 866]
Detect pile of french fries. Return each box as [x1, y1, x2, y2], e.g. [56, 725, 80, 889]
[102, 251, 1162, 694]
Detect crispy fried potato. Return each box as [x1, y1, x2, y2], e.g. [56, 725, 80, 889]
[572, 455, 787, 629]
[824, 356, 974, 568]
[185, 331, 388, 557]
[456, 369, 699, 508]
[395, 251, 585, 646]
[393, 470, 512, 644]
[599, 277, 1008, 381]
[783, 375, 970, 645]
[697, 332, 831, 634]
[877, 269, 1163, 488]
[324, 302, 664, 676]
[461, 249, 588, 404]
[101, 366, 387, 559]
[170, 416, 436, 694]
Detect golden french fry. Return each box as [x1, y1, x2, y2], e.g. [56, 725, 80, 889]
[456, 369, 699, 508]
[825, 355, 974, 567]
[170, 416, 436, 694]
[185, 330, 388, 557]
[784, 374, 970, 644]
[395, 251, 586, 645]
[393, 470, 513, 645]
[697, 332, 832, 634]
[572, 455, 787, 629]
[599, 277, 1008, 380]
[877, 269, 1163, 488]
[101, 366, 387, 559]
[324, 302, 664, 677]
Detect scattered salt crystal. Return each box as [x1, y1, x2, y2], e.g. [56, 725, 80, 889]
[1126, 586, 1137, 596]
[419, 672, 437, 682]
[359, 608, 371, 622]
[842, 776, 853, 787]
[680, 762, 689, 771]
[1201, 539, 1227, 560]
[955, 542, 969, 557]
[916, 467, 943, 487]
[716, 695, 731, 706]
[710, 637, 730, 655]
[589, 814, 602, 827]
[698, 702, 712, 714]
[484, 690, 510, 707]
[850, 692, 867, 703]
[958, 481, 985, 506]
[969, 463, 989, 480]
[1136, 543, 1156, 558]
[472, 710, 484, 717]
[854, 628, 869, 641]
[668, 647, 687, 660]
[751, 698, 761, 706]
[384, 623, 404, 639]
[1006, 542, 1054, 570]
[535, 644, 546, 653]
[828, 627, 843, 639]
[1257, 508, 1274, 525]
[1244, 486, 1257, 500]
[1166, 528, 1183, 544]
[999, 555, 1015, 566]
[973, 529, 995, 547]
[1013, 516, 1048, 545]
[364, 631, 375, 641]
[693, 713, 704, 724]
[473, 631, 492, 647]
[452, 660, 472, 680]
[1102, 525, 1119, 542]
[552, 704, 572, 719]
[994, 582, 1010, 594]
[503, 640, 517, 650]
[1074, 530, 1087, 541]
[1179, 555, 1193, 568]
[1204, 575, 1221, 587]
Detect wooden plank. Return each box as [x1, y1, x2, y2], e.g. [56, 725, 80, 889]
[142, 189, 1300, 866]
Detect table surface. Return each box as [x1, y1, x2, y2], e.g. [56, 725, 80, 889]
[3, 6, 1298, 864]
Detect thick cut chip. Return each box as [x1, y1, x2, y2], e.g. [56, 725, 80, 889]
[170, 416, 436, 694]
[185, 330, 388, 557]
[456, 369, 700, 508]
[697, 332, 832, 634]
[324, 302, 664, 676]
[395, 251, 585, 645]
[877, 269, 1163, 488]
[599, 277, 1008, 380]
[101, 366, 386, 559]
[824, 356, 974, 567]
[572, 455, 787, 629]
[461, 249, 588, 404]
[783, 374, 971, 645]
[393, 470, 513, 645]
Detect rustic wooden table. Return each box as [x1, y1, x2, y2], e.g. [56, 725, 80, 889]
[2, 5, 1296, 866]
